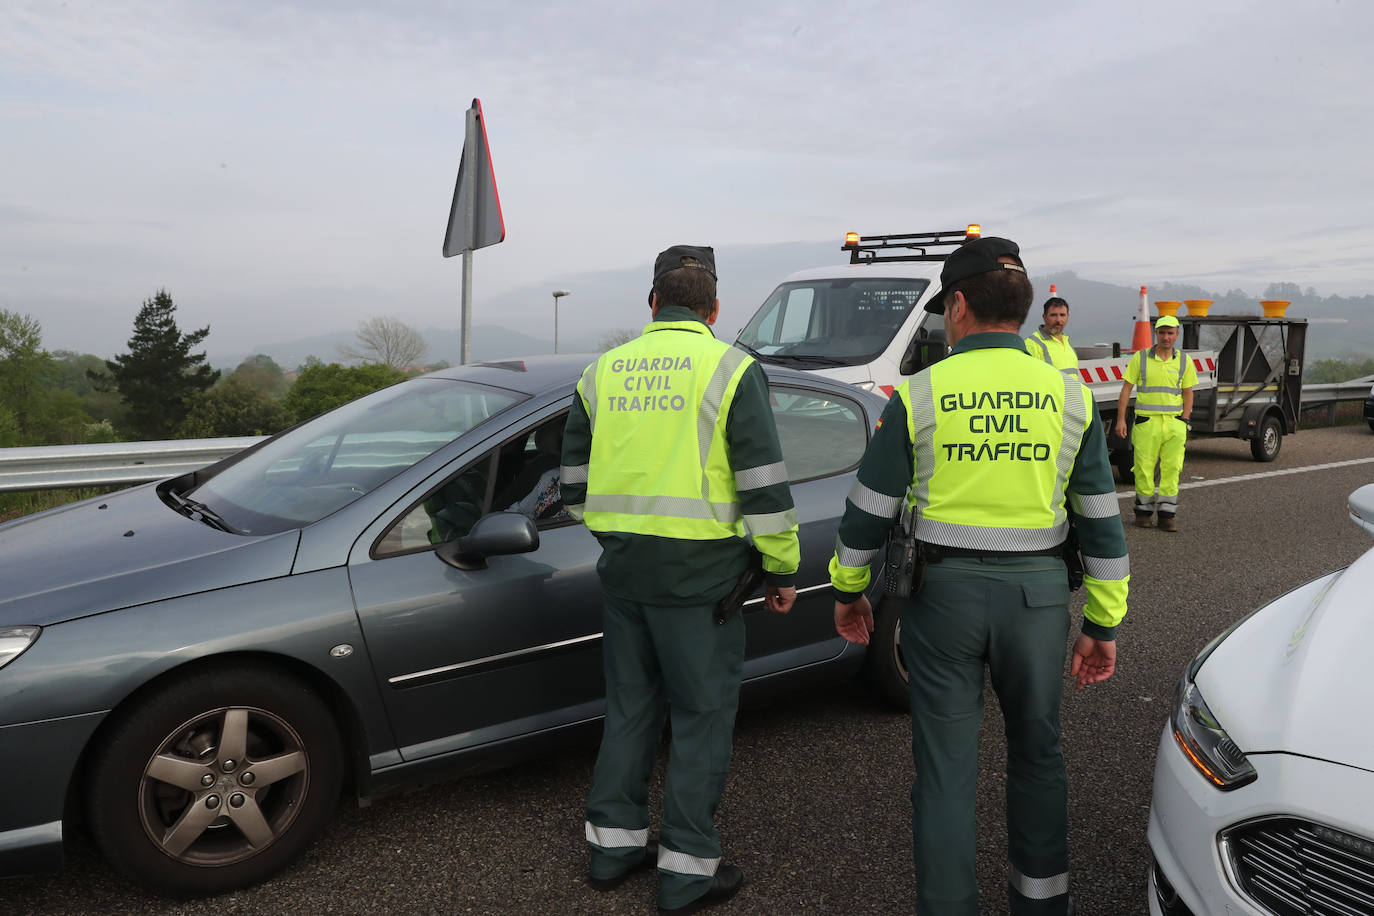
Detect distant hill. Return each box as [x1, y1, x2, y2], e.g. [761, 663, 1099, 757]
[208, 242, 1371, 370]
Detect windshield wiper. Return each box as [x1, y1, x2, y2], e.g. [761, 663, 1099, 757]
[734, 341, 765, 359]
[167, 489, 236, 533]
[764, 354, 851, 368]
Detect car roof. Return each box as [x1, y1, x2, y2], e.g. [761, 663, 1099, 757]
[418, 351, 877, 402]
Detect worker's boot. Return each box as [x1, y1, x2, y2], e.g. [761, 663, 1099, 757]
[1158, 515, 1178, 532]
[1133, 512, 1155, 529]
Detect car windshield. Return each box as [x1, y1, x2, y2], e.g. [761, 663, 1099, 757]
[186, 377, 525, 534]
[735, 277, 930, 367]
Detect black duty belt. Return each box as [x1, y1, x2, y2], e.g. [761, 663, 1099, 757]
[922, 542, 1065, 561]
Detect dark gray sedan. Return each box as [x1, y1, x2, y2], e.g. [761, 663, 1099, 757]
[0, 355, 898, 897]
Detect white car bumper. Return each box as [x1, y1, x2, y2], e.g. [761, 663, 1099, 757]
[1147, 725, 1374, 915]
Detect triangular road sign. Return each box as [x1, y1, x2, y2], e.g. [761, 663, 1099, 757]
[443, 98, 505, 256]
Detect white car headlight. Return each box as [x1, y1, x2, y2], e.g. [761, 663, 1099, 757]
[1171, 671, 1257, 791]
[0, 626, 41, 671]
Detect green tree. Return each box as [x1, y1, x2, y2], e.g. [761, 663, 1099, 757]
[178, 377, 292, 438]
[94, 289, 220, 439]
[226, 354, 290, 400]
[282, 362, 406, 422]
[1304, 357, 1374, 383]
[0, 310, 47, 441]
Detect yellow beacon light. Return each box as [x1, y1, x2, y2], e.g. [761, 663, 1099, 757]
[843, 232, 860, 247]
[965, 224, 982, 239]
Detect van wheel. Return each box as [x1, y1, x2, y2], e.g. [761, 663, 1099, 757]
[864, 598, 910, 711]
[1250, 415, 1282, 462]
[86, 663, 343, 897]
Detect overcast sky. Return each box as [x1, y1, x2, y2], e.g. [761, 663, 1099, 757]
[3, 0, 1371, 359]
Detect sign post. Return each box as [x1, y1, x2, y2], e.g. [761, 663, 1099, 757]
[443, 98, 505, 364]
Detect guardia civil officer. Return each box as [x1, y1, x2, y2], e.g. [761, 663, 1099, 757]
[1024, 296, 1079, 373]
[560, 245, 800, 915]
[1113, 314, 1196, 531]
[829, 237, 1129, 915]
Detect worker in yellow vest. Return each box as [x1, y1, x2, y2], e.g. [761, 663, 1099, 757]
[1023, 296, 1079, 374]
[830, 237, 1128, 915]
[1113, 314, 1197, 531]
[561, 245, 800, 915]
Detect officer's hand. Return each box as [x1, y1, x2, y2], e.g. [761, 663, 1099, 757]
[1113, 419, 1128, 440]
[1070, 634, 1117, 689]
[766, 585, 796, 615]
[834, 595, 874, 645]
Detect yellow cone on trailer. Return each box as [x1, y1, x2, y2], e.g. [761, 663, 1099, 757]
[1184, 299, 1212, 316]
[1260, 299, 1291, 317]
[1155, 300, 1182, 317]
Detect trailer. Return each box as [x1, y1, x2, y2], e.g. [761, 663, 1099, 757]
[1093, 314, 1306, 478]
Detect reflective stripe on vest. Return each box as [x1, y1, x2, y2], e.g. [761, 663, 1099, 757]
[899, 351, 1088, 552]
[580, 322, 753, 539]
[1134, 348, 1188, 414]
[1030, 330, 1054, 365]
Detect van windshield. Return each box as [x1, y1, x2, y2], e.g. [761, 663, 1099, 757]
[735, 278, 930, 367]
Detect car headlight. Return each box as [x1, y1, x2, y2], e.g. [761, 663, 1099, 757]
[1172, 672, 1257, 791]
[0, 626, 41, 671]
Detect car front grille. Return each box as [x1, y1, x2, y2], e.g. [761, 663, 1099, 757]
[1223, 817, 1374, 916]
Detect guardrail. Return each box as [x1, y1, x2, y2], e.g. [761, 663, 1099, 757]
[0, 437, 264, 493]
[1299, 375, 1373, 424]
[1, 377, 1370, 495]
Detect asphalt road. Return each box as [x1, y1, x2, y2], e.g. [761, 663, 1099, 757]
[3, 423, 1372, 915]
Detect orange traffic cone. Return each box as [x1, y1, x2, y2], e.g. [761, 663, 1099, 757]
[1049, 283, 1057, 297]
[1130, 285, 1153, 352]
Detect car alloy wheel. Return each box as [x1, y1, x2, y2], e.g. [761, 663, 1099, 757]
[137, 705, 309, 867]
[87, 664, 343, 896]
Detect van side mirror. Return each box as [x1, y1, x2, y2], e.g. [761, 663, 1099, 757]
[900, 328, 949, 375]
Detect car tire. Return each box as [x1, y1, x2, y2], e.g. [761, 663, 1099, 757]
[864, 598, 910, 711]
[86, 663, 344, 897]
[1367, 420, 1374, 433]
[1250, 414, 1282, 462]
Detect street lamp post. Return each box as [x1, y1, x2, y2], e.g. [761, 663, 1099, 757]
[552, 289, 571, 353]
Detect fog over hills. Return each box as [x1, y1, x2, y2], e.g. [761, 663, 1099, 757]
[211, 241, 1371, 371]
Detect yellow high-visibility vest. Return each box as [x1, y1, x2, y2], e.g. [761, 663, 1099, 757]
[578, 320, 760, 539]
[896, 348, 1090, 551]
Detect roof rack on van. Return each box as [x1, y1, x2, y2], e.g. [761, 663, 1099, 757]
[841, 225, 980, 265]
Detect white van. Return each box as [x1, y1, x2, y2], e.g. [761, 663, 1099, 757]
[733, 230, 959, 396]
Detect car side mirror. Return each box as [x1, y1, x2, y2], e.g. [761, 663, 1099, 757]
[900, 328, 948, 375]
[436, 511, 540, 570]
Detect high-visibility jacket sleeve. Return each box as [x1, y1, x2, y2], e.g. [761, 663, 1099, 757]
[725, 361, 799, 584]
[829, 395, 913, 601]
[1023, 335, 1046, 361]
[559, 376, 594, 521]
[1067, 405, 1130, 639]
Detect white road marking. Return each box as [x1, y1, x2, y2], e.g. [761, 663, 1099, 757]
[1117, 456, 1374, 500]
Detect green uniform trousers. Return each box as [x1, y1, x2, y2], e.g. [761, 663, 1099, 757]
[585, 591, 746, 910]
[1131, 415, 1187, 518]
[900, 556, 1073, 916]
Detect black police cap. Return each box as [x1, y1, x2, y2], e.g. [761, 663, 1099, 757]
[924, 237, 1026, 314]
[649, 244, 717, 306]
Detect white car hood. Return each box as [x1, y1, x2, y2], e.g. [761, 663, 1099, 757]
[1197, 550, 1374, 772]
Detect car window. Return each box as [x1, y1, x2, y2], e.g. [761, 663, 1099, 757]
[769, 384, 869, 482]
[189, 377, 524, 535]
[374, 415, 573, 558]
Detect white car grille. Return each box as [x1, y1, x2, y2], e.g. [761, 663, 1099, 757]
[1223, 818, 1374, 916]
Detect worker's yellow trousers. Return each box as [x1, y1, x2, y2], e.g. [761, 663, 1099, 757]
[1132, 415, 1187, 516]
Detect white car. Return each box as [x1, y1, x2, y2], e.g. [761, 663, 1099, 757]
[1146, 484, 1374, 915]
